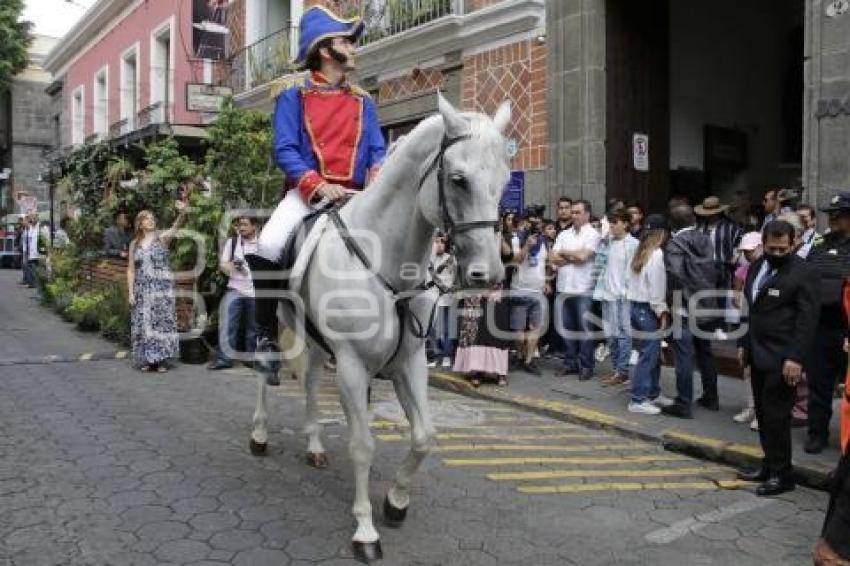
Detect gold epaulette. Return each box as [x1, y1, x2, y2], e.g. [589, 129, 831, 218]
[269, 72, 309, 99]
[349, 84, 372, 98]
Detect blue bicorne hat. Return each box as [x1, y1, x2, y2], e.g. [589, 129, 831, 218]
[295, 6, 365, 68]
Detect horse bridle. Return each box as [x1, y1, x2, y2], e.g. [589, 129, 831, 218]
[421, 134, 501, 237]
[321, 132, 502, 366]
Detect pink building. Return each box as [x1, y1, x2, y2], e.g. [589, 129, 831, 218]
[43, 0, 233, 148]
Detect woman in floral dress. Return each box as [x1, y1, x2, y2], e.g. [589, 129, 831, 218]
[127, 202, 187, 372]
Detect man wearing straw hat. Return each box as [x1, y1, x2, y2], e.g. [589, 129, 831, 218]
[245, 5, 386, 385]
[695, 196, 743, 338]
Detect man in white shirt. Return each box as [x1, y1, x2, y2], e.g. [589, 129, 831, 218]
[796, 204, 819, 259]
[550, 200, 601, 381]
[511, 222, 549, 374]
[209, 216, 260, 372]
[22, 213, 45, 288]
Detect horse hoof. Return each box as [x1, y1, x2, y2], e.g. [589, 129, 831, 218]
[249, 439, 268, 456]
[305, 452, 329, 469]
[383, 496, 407, 527]
[352, 540, 383, 563]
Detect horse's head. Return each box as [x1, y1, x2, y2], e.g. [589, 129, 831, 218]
[419, 93, 512, 288]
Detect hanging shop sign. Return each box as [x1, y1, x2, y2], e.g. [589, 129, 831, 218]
[186, 84, 233, 113]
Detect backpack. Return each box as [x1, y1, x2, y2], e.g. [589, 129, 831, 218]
[667, 231, 719, 307]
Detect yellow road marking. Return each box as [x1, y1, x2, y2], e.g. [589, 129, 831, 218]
[518, 480, 749, 494]
[487, 416, 549, 423]
[443, 455, 688, 466]
[369, 422, 582, 431]
[487, 467, 726, 481]
[114, 351, 128, 359]
[377, 433, 608, 442]
[663, 431, 727, 450]
[79, 353, 94, 361]
[431, 443, 638, 453]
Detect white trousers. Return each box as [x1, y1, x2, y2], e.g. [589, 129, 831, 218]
[257, 190, 311, 261]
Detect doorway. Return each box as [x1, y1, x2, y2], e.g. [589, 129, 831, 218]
[606, 0, 805, 215]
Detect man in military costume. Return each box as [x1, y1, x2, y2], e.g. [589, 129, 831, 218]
[246, 5, 386, 385]
[805, 192, 850, 454]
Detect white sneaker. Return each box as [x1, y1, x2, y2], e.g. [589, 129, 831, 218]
[628, 401, 662, 415]
[629, 350, 639, 366]
[652, 394, 675, 408]
[595, 344, 609, 363]
[441, 357, 452, 369]
[427, 360, 438, 368]
[733, 407, 755, 423]
[714, 328, 729, 341]
[750, 418, 759, 431]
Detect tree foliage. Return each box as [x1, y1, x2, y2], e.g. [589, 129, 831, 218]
[204, 97, 282, 208]
[0, 0, 33, 92]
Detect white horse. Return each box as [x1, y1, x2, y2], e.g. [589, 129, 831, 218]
[250, 93, 511, 562]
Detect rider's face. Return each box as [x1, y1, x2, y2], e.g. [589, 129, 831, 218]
[327, 37, 356, 72]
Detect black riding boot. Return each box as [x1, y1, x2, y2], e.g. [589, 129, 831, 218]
[246, 254, 283, 386]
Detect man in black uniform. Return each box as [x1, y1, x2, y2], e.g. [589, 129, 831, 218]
[805, 192, 850, 454]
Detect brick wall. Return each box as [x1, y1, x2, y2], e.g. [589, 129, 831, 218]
[378, 68, 444, 104]
[228, 0, 246, 54]
[464, 0, 505, 13]
[461, 39, 548, 171]
[79, 257, 195, 331]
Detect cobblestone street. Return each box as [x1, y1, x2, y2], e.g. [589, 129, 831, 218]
[0, 274, 831, 565]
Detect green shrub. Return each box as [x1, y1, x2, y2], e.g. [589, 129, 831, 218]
[45, 278, 77, 311]
[66, 291, 107, 331]
[98, 288, 131, 346]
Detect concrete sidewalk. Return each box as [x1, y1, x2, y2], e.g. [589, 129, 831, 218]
[429, 354, 844, 490]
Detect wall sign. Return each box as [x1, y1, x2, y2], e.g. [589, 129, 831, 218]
[186, 84, 233, 113]
[499, 171, 524, 214]
[815, 96, 850, 119]
[826, 0, 849, 17]
[633, 133, 649, 172]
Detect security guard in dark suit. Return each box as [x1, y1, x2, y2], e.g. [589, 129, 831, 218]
[738, 220, 820, 496]
[805, 192, 850, 454]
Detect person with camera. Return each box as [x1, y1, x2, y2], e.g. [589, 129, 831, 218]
[510, 206, 549, 375]
[209, 216, 261, 371]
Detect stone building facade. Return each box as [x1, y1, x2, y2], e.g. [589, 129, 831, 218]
[0, 35, 59, 216]
[548, 0, 850, 221]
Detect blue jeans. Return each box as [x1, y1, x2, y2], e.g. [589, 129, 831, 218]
[23, 259, 36, 286]
[602, 299, 632, 374]
[430, 304, 456, 359]
[670, 316, 718, 408]
[216, 290, 257, 365]
[630, 302, 661, 403]
[560, 294, 595, 371]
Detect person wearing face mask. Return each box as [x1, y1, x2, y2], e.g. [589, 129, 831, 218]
[244, 6, 386, 385]
[737, 220, 820, 496]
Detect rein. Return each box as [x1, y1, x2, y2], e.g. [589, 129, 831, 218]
[325, 133, 496, 366]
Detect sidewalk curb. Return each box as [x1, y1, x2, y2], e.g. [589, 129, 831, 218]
[428, 370, 833, 491]
[0, 350, 129, 366]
